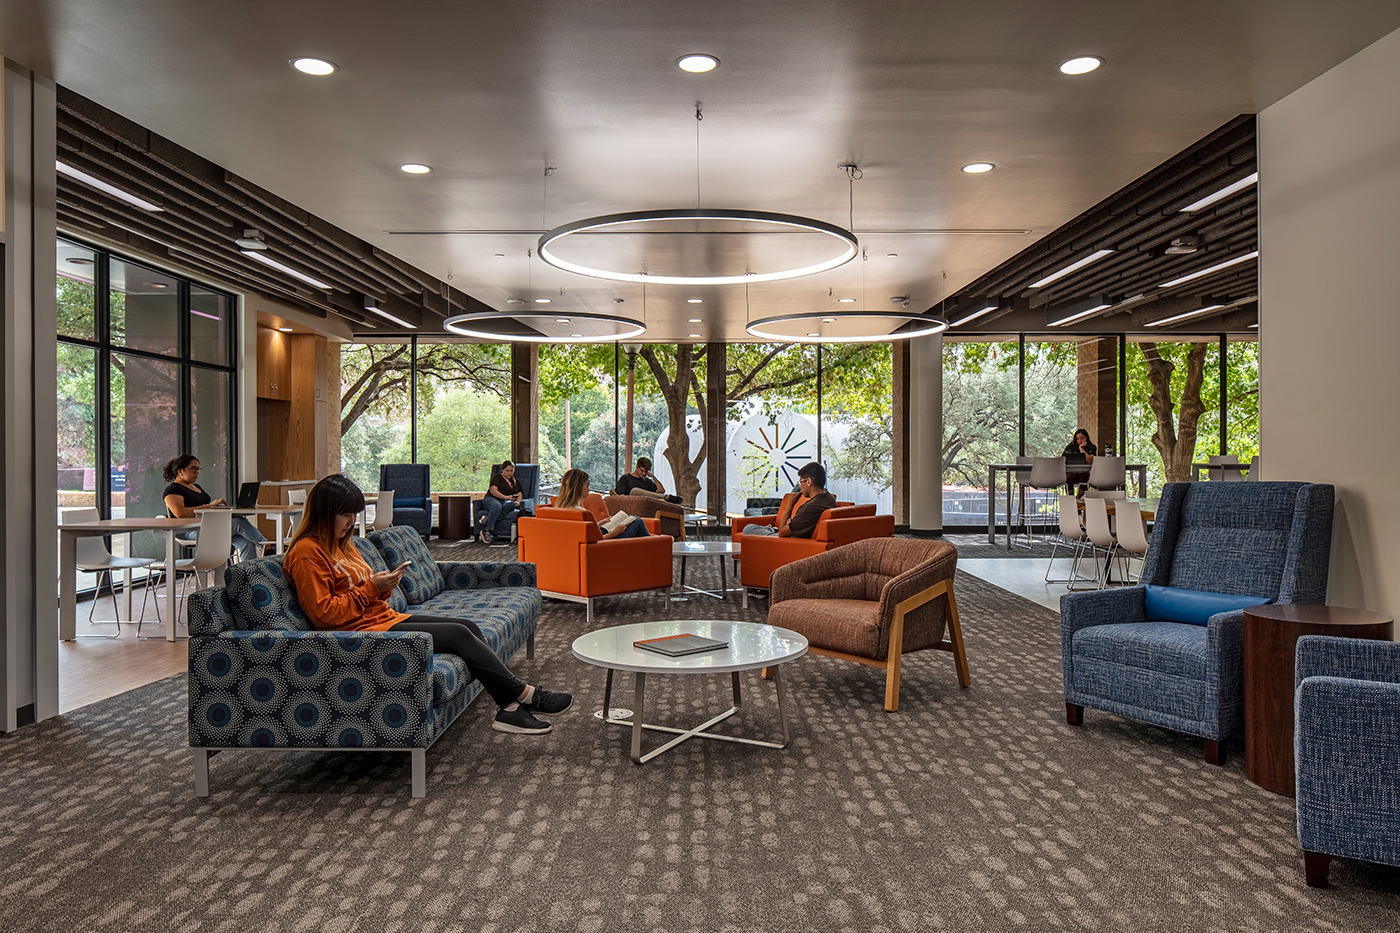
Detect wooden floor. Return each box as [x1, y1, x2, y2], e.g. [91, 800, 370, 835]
[58, 592, 187, 714]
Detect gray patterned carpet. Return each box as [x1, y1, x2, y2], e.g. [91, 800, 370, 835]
[3, 543, 1398, 932]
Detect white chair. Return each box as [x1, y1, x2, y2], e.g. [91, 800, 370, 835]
[63, 508, 158, 636]
[1082, 497, 1118, 589]
[1087, 455, 1126, 492]
[1082, 489, 1126, 500]
[282, 488, 308, 546]
[1207, 454, 1244, 482]
[372, 489, 395, 531]
[1015, 457, 1066, 546]
[143, 509, 233, 636]
[1046, 494, 1092, 585]
[1244, 454, 1262, 481]
[1113, 500, 1151, 584]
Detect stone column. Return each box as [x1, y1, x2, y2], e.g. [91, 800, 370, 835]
[908, 333, 944, 535]
[2, 61, 59, 729]
[1077, 337, 1118, 453]
[510, 343, 538, 463]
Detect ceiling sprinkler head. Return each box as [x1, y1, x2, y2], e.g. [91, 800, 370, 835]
[235, 228, 267, 250]
[890, 295, 911, 308]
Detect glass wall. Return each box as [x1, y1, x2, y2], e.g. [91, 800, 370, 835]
[411, 340, 512, 492]
[338, 341, 414, 492]
[727, 344, 819, 517]
[56, 237, 238, 589]
[942, 340, 1021, 527]
[1125, 337, 1222, 496]
[1225, 339, 1260, 465]
[821, 343, 895, 514]
[538, 343, 619, 492]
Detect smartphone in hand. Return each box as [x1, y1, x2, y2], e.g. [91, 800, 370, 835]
[395, 560, 412, 571]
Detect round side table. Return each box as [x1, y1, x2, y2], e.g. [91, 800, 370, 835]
[1244, 604, 1394, 796]
[437, 493, 475, 542]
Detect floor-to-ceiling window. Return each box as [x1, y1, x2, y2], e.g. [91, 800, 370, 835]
[726, 343, 820, 517]
[56, 237, 238, 590]
[1125, 336, 1224, 496]
[820, 343, 895, 514]
[942, 339, 1021, 528]
[338, 340, 414, 492]
[410, 340, 512, 492]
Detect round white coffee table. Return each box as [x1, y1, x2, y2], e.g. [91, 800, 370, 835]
[672, 540, 740, 601]
[571, 620, 807, 764]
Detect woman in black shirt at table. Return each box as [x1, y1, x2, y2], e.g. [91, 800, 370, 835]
[1063, 428, 1097, 491]
[161, 454, 268, 562]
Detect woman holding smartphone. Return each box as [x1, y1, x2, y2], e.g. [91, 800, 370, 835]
[283, 474, 570, 735]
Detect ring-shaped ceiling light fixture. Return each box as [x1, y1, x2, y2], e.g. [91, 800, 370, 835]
[537, 208, 859, 286]
[746, 310, 948, 344]
[442, 310, 645, 344]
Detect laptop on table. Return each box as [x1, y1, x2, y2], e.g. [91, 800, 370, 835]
[235, 482, 262, 508]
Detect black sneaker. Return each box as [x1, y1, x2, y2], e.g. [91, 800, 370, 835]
[492, 704, 551, 735]
[525, 688, 573, 715]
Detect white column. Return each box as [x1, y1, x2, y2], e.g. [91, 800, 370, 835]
[908, 332, 944, 535]
[2, 60, 60, 729]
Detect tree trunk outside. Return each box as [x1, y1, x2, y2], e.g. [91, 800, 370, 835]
[1142, 342, 1209, 484]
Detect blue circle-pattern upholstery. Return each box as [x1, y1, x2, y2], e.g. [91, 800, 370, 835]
[368, 526, 444, 605]
[351, 537, 409, 614]
[224, 557, 313, 632]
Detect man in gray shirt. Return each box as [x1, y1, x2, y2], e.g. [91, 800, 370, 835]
[744, 461, 837, 538]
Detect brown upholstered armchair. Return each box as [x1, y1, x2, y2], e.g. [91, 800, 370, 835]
[603, 494, 686, 539]
[767, 538, 969, 711]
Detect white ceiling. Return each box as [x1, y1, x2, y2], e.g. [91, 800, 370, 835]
[5, 1, 1399, 341]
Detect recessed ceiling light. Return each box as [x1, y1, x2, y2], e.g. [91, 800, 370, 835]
[1059, 56, 1103, 75]
[277, 327, 293, 333]
[398, 163, 432, 174]
[822, 317, 837, 323]
[494, 253, 506, 258]
[290, 57, 337, 76]
[571, 333, 583, 338]
[807, 333, 821, 337]
[687, 298, 704, 304]
[837, 297, 856, 303]
[242, 250, 332, 289]
[1156, 250, 1259, 289]
[1028, 249, 1116, 288]
[687, 333, 702, 338]
[56, 161, 164, 211]
[688, 318, 703, 323]
[555, 318, 571, 324]
[1179, 172, 1259, 213]
[886, 253, 898, 258]
[962, 162, 996, 174]
[676, 54, 719, 74]
[534, 298, 552, 304]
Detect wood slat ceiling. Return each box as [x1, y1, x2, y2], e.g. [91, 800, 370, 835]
[54, 87, 488, 334]
[943, 116, 1259, 334]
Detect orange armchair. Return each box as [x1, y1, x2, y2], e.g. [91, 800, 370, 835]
[517, 504, 673, 624]
[736, 500, 895, 607]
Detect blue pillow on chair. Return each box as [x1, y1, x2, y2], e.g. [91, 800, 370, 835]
[395, 497, 427, 511]
[1143, 585, 1271, 626]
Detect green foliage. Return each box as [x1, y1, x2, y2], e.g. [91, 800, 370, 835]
[340, 418, 404, 491]
[383, 388, 512, 491]
[340, 342, 509, 435]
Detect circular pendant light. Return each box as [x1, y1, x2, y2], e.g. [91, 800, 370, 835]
[537, 208, 859, 286]
[443, 310, 645, 343]
[745, 310, 948, 344]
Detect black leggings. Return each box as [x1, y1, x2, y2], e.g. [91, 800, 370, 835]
[389, 615, 525, 708]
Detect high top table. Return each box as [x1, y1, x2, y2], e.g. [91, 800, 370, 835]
[986, 462, 1148, 546]
[58, 516, 198, 642]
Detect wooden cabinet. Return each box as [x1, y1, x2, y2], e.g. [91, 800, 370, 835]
[257, 328, 290, 400]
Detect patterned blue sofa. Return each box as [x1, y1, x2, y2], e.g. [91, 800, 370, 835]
[1061, 481, 1334, 764]
[187, 525, 540, 797]
[1295, 635, 1400, 887]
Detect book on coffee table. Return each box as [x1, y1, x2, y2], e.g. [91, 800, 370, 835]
[633, 633, 728, 657]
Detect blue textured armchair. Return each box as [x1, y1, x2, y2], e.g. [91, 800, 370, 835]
[380, 463, 431, 536]
[1061, 481, 1334, 764]
[471, 463, 541, 538]
[1295, 635, 1400, 887]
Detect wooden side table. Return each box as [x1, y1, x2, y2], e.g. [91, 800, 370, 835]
[436, 493, 476, 542]
[1244, 604, 1394, 796]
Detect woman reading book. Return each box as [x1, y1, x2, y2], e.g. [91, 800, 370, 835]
[555, 469, 651, 539]
[282, 474, 572, 736]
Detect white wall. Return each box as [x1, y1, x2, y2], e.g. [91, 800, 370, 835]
[1259, 24, 1400, 617]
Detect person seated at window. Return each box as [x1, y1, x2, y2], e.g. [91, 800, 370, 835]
[477, 459, 526, 544]
[283, 474, 571, 736]
[556, 468, 650, 539]
[743, 462, 838, 538]
[1063, 427, 1097, 492]
[615, 457, 683, 504]
[161, 454, 268, 562]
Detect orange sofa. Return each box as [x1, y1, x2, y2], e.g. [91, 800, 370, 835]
[516, 500, 673, 624]
[732, 495, 895, 607]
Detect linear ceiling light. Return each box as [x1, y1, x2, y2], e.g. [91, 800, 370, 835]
[1156, 250, 1259, 289]
[1180, 172, 1258, 212]
[56, 161, 164, 211]
[952, 298, 1001, 325]
[538, 209, 858, 286]
[1047, 296, 1113, 327]
[1146, 304, 1227, 327]
[1028, 249, 1115, 288]
[241, 250, 331, 289]
[363, 297, 415, 330]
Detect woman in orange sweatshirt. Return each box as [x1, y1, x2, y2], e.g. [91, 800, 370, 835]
[282, 474, 569, 735]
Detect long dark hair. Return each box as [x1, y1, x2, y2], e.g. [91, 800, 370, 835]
[162, 454, 199, 482]
[557, 469, 590, 510]
[289, 474, 366, 552]
[1073, 428, 1093, 445]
